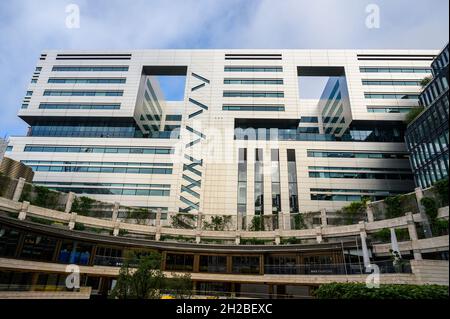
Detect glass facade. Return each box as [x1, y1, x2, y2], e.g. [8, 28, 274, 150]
[405, 44, 449, 188]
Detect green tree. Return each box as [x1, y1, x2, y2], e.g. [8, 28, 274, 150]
[111, 251, 165, 299]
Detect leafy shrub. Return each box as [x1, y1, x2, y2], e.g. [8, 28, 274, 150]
[292, 214, 306, 230]
[421, 197, 438, 221]
[372, 228, 409, 243]
[240, 237, 270, 245]
[431, 219, 449, 237]
[405, 106, 424, 124]
[384, 195, 404, 218]
[33, 186, 59, 209]
[248, 215, 264, 231]
[313, 283, 448, 299]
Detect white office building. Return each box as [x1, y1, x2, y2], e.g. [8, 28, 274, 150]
[5, 49, 438, 216]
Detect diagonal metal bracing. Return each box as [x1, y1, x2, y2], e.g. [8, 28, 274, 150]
[179, 72, 210, 213]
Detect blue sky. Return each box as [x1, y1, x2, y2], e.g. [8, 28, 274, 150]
[0, 0, 448, 137]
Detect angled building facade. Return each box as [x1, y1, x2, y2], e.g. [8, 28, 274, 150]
[6, 49, 438, 216]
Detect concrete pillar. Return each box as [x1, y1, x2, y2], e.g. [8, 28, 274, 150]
[406, 212, 422, 260]
[315, 226, 323, 244]
[415, 187, 432, 238]
[235, 235, 240, 245]
[12, 177, 26, 202]
[366, 202, 374, 223]
[112, 202, 120, 221]
[278, 213, 284, 231]
[68, 212, 77, 230]
[156, 208, 162, 227]
[320, 208, 328, 227]
[195, 232, 201, 244]
[64, 192, 76, 214]
[18, 201, 29, 220]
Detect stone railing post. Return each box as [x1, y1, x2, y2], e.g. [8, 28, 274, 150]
[156, 208, 162, 227]
[366, 202, 374, 223]
[315, 226, 323, 244]
[359, 221, 371, 267]
[18, 201, 29, 220]
[406, 212, 422, 260]
[278, 213, 284, 231]
[235, 234, 241, 245]
[197, 212, 203, 231]
[12, 177, 26, 202]
[155, 209, 162, 241]
[113, 221, 120, 236]
[68, 212, 77, 230]
[320, 208, 328, 227]
[283, 212, 291, 231]
[112, 202, 120, 222]
[415, 187, 432, 238]
[64, 192, 76, 214]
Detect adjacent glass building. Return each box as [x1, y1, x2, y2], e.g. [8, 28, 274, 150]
[405, 44, 449, 188]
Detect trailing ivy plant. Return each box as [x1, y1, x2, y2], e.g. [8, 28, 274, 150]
[71, 196, 94, 216]
[433, 178, 449, 206]
[384, 195, 404, 218]
[129, 208, 150, 225]
[170, 214, 196, 229]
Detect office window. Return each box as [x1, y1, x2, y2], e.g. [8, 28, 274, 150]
[237, 148, 247, 214]
[271, 149, 281, 214]
[224, 66, 283, 72]
[255, 149, 264, 215]
[39, 103, 121, 110]
[287, 149, 299, 213]
[52, 66, 129, 72]
[223, 91, 284, 98]
[43, 90, 123, 97]
[48, 78, 126, 84]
